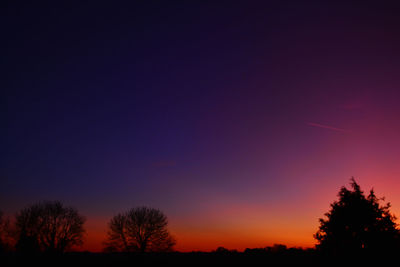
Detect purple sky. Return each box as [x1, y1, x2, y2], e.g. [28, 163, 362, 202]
[3, 1, 400, 251]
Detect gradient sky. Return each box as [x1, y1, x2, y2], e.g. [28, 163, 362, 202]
[3, 1, 400, 252]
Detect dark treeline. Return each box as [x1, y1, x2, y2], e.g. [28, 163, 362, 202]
[2, 178, 400, 266]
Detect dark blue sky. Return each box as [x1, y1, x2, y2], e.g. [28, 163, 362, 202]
[3, 1, 400, 251]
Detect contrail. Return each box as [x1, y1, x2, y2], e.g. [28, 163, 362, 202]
[307, 122, 350, 133]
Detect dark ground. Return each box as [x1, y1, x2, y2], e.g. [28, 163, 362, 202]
[2, 251, 314, 266]
[1, 249, 392, 267]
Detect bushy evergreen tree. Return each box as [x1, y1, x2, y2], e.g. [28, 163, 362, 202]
[315, 178, 400, 256]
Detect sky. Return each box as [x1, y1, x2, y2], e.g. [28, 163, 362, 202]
[3, 1, 400, 252]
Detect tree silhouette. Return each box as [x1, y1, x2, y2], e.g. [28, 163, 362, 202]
[14, 201, 85, 253]
[104, 206, 175, 252]
[315, 178, 400, 256]
[0, 211, 12, 253]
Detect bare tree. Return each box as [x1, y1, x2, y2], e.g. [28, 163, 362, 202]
[104, 206, 175, 252]
[0, 211, 12, 252]
[15, 201, 86, 253]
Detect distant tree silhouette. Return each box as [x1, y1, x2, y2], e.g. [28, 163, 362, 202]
[315, 178, 400, 256]
[214, 246, 237, 254]
[0, 211, 12, 252]
[269, 244, 287, 253]
[104, 206, 175, 253]
[14, 201, 85, 253]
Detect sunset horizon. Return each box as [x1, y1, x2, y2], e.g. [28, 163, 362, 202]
[4, 1, 400, 265]
[5, 177, 399, 252]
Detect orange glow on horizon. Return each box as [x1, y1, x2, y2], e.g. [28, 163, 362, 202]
[80, 171, 400, 253]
